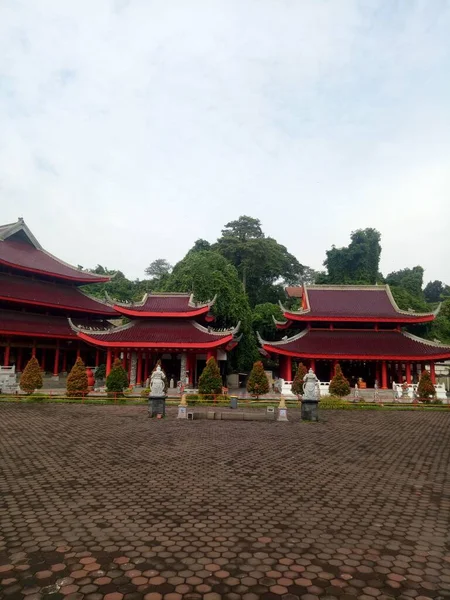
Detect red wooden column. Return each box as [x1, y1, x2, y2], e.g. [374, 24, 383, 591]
[405, 362, 412, 385]
[282, 355, 292, 381]
[144, 351, 150, 383]
[106, 349, 112, 376]
[206, 349, 217, 361]
[76, 344, 81, 359]
[136, 351, 143, 386]
[17, 348, 23, 372]
[310, 358, 316, 372]
[381, 360, 388, 389]
[3, 342, 10, 367]
[53, 342, 60, 377]
[32, 342, 36, 358]
[430, 362, 436, 384]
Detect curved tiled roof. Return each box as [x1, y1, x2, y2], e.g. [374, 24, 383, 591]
[281, 285, 437, 323]
[72, 319, 239, 348]
[111, 293, 215, 317]
[0, 219, 109, 283]
[0, 273, 117, 315]
[259, 329, 450, 360]
[0, 309, 76, 338]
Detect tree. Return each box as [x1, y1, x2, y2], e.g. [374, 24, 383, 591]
[214, 215, 306, 306]
[247, 361, 270, 398]
[291, 362, 308, 398]
[424, 280, 449, 303]
[322, 228, 382, 284]
[106, 358, 129, 395]
[417, 369, 436, 402]
[198, 357, 223, 395]
[329, 364, 351, 397]
[161, 250, 259, 371]
[95, 364, 106, 380]
[190, 239, 211, 253]
[66, 357, 88, 397]
[20, 357, 43, 394]
[145, 259, 172, 279]
[386, 266, 424, 299]
[252, 303, 284, 341]
[83, 265, 147, 302]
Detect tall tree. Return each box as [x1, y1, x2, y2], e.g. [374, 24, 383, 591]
[424, 280, 449, 303]
[321, 228, 382, 284]
[145, 259, 172, 279]
[252, 303, 284, 341]
[215, 215, 306, 306]
[161, 250, 259, 371]
[385, 266, 424, 298]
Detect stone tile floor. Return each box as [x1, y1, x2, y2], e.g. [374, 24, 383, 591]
[1, 404, 450, 600]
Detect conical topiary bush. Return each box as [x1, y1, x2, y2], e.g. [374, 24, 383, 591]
[66, 357, 89, 397]
[106, 358, 129, 396]
[291, 362, 308, 399]
[417, 369, 436, 402]
[20, 356, 43, 394]
[329, 363, 350, 398]
[247, 360, 270, 399]
[198, 357, 223, 396]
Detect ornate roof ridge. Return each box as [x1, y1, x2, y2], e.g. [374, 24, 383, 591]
[257, 328, 309, 346]
[68, 318, 134, 335]
[402, 330, 450, 349]
[192, 320, 241, 336]
[305, 284, 385, 291]
[76, 288, 119, 311]
[384, 285, 439, 317]
[107, 291, 216, 309]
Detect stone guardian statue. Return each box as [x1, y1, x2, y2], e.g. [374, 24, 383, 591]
[301, 368, 320, 421]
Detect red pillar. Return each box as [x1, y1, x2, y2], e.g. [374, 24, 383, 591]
[144, 351, 150, 383]
[206, 349, 217, 361]
[430, 362, 436, 385]
[3, 343, 10, 367]
[76, 344, 81, 359]
[405, 362, 412, 385]
[310, 358, 316, 372]
[137, 351, 143, 386]
[282, 355, 292, 381]
[53, 342, 60, 377]
[95, 349, 100, 367]
[106, 349, 112, 376]
[17, 348, 23, 372]
[32, 342, 36, 358]
[381, 360, 388, 389]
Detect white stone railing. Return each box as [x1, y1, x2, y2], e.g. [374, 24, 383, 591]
[392, 382, 448, 401]
[281, 379, 330, 397]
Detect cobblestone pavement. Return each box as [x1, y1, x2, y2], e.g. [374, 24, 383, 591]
[1, 404, 450, 600]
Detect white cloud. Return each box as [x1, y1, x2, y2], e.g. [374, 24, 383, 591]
[0, 0, 449, 282]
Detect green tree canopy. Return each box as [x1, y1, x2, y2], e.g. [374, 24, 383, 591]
[161, 250, 259, 371]
[424, 280, 449, 303]
[385, 266, 424, 298]
[320, 228, 382, 284]
[145, 258, 172, 279]
[252, 303, 284, 341]
[214, 215, 306, 306]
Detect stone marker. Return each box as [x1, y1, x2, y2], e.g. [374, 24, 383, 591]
[277, 395, 288, 421]
[178, 393, 188, 419]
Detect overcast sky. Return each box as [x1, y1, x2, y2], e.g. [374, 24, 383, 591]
[1, 0, 449, 284]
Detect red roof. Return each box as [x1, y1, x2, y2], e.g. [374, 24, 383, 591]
[260, 329, 450, 360]
[0, 309, 76, 339]
[281, 285, 437, 323]
[112, 293, 214, 318]
[73, 319, 238, 349]
[0, 273, 117, 315]
[0, 219, 109, 283]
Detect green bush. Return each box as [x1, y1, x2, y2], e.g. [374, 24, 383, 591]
[417, 370, 436, 401]
[67, 357, 88, 397]
[329, 363, 351, 397]
[95, 364, 106, 380]
[291, 362, 307, 398]
[198, 358, 223, 395]
[247, 361, 270, 398]
[140, 387, 150, 398]
[106, 358, 129, 396]
[20, 357, 43, 395]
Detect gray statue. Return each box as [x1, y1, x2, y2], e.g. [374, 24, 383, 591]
[303, 368, 319, 400]
[149, 365, 167, 398]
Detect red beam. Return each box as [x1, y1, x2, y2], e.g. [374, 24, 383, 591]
[76, 332, 233, 349]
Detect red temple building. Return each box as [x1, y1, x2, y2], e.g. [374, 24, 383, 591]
[259, 285, 450, 391]
[0, 219, 240, 387]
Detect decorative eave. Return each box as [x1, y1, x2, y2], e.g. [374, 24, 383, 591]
[257, 329, 308, 347]
[192, 320, 241, 337]
[0, 218, 110, 283]
[272, 314, 293, 330]
[281, 284, 438, 323]
[68, 318, 128, 335]
[106, 292, 217, 318]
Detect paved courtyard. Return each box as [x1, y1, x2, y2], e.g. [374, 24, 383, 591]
[1, 404, 450, 600]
